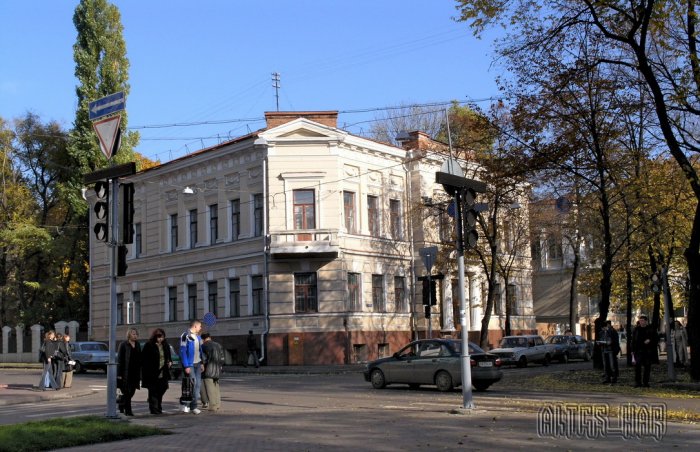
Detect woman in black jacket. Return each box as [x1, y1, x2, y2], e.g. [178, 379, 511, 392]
[117, 328, 142, 416]
[38, 330, 60, 390]
[141, 328, 172, 414]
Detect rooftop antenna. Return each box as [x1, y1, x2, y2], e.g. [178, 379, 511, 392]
[272, 72, 281, 111]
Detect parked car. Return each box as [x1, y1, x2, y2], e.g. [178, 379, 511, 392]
[544, 335, 592, 363]
[489, 335, 555, 367]
[69, 341, 110, 373]
[138, 340, 182, 380]
[363, 339, 503, 392]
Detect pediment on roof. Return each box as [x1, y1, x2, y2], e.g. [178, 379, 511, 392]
[260, 118, 347, 142]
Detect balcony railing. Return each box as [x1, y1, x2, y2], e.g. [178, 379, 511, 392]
[269, 229, 339, 258]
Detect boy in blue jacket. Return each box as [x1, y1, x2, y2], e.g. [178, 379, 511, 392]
[180, 319, 204, 414]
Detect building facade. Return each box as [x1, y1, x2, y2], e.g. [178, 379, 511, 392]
[88, 111, 534, 365]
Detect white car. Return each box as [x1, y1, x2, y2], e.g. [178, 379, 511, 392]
[489, 335, 556, 367]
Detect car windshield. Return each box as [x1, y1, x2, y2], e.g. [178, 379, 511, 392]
[500, 337, 527, 348]
[83, 343, 108, 352]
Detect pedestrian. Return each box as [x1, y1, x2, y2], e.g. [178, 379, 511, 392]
[247, 330, 259, 368]
[38, 330, 60, 390]
[672, 320, 689, 367]
[141, 328, 172, 415]
[117, 328, 142, 416]
[599, 320, 620, 384]
[200, 333, 225, 412]
[631, 315, 656, 388]
[60, 333, 74, 389]
[179, 319, 204, 414]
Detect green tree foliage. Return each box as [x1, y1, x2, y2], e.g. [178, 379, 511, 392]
[455, 0, 700, 379]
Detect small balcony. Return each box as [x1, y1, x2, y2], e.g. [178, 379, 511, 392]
[269, 229, 339, 259]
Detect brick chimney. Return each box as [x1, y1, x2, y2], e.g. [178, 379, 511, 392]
[264, 111, 339, 129]
[397, 131, 445, 152]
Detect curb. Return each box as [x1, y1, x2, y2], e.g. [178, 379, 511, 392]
[0, 388, 97, 406]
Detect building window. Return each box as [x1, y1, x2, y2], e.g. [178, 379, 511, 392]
[128, 291, 141, 324]
[251, 275, 263, 315]
[343, 191, 356, 233]
[293, 189, 315, 229]
[507, 283, 518, 316]
[394, 276, 406, 312]
[295, 273, 318, 313]
[493, 283, 502, 315]
[168, 286, 178, 322]
[228, 278, 240, 317]
[169, 214, 178, 252]
[209, 204, 218, 244]
[230, 199, 240, 241]
[134, 223, 142, 257]
[389, 199, 402, 239]
[207, 281, 218, 316]
[254, 194, 264, 237]
[348, 272, 361, 311]
[372, 274, 385, 312]
[367, 195, 380, 237]
[189, 209, 198, 248]
[188, 283, 197, 320]
[439, 210, 452, 243]
[117, 293, 124, 325]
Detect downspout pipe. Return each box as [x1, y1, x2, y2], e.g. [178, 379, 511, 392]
[260, 155, 270, 364]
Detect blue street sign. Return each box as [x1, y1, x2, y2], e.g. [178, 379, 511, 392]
[88, 91, 125, 121]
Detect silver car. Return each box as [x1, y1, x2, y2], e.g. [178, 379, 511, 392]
[363, 339, 503, 392]
[69, 341, 110, 373]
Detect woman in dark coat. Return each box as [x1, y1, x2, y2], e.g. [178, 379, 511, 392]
[141, 328, 172, 414]
[117, 328, 142, 416]
[38, 330, 60, 390]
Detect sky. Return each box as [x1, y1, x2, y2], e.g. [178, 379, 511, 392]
[0, 1, 503, 163]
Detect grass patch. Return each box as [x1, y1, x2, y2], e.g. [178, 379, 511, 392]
[522, 365, 700, 399]
[0, 415, 169, 452]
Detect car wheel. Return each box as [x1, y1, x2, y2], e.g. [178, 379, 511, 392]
[560, 353, 569, 364]
[473, 382, 491, 392]
[73, 361, 85, 374]
[370, 369, 386, 389]
[543, 354, 551, 366]
[435, 371, 454, 392]
[408, 383, 421, 390]
[517, 356, 527, 368]
[583, 350, 591, 362]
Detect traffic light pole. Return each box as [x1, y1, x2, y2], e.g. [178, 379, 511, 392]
[106, 177, 120, 419]
[455, 188, 474, 410]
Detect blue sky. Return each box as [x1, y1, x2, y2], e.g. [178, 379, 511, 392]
[0, 1, 502, 163]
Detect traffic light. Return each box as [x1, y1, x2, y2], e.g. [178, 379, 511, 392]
[424, 304, 431, 319]
[462, 187, 478, 249]
[117, 245, 128, 276]
[93, 180, 109, 242]
[429, 279, 437, 306]
[422, 279, 430, 305]
[121, 183, 135, 244]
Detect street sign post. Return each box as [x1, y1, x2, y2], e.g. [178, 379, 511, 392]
[89, 91, 125, 121]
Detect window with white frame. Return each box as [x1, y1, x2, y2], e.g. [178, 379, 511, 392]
[187, 283, 197, 320]
[168, 286, 177, 322]
[389, 199, 402, 239]
[372, 274, 385, 312]
[253, 194, 264, 237]
[343, 191, 356, 233]
[169, 214, 178, 252]
[394, 276, 406, 312]
[127, 291, 141, 324]
[347, 272, 361, 311]
[135, 223, 142, 257]
[209, 204, 218, 244]
[189, 209, 198, 248]
[228, 278, 240, 317]
[251, 275, 263, 315]
[367, 195, 380, 237]
[293, 189, 315, 230]
[207, 281, 218, 316]
[230, 199, 240, 241]
[295, 273, 318, 313]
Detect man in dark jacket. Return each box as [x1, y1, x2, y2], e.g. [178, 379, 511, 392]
[600, 320, 620, 384]
[200, 333, 225, 411]
[631, 315, 657, 387]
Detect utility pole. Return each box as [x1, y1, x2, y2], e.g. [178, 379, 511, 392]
[272, 72, 281, 111]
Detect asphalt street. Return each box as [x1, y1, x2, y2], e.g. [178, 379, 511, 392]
[0, 364, 698, 451]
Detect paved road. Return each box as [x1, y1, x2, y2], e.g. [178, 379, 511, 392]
[1, 365, 699, 451]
